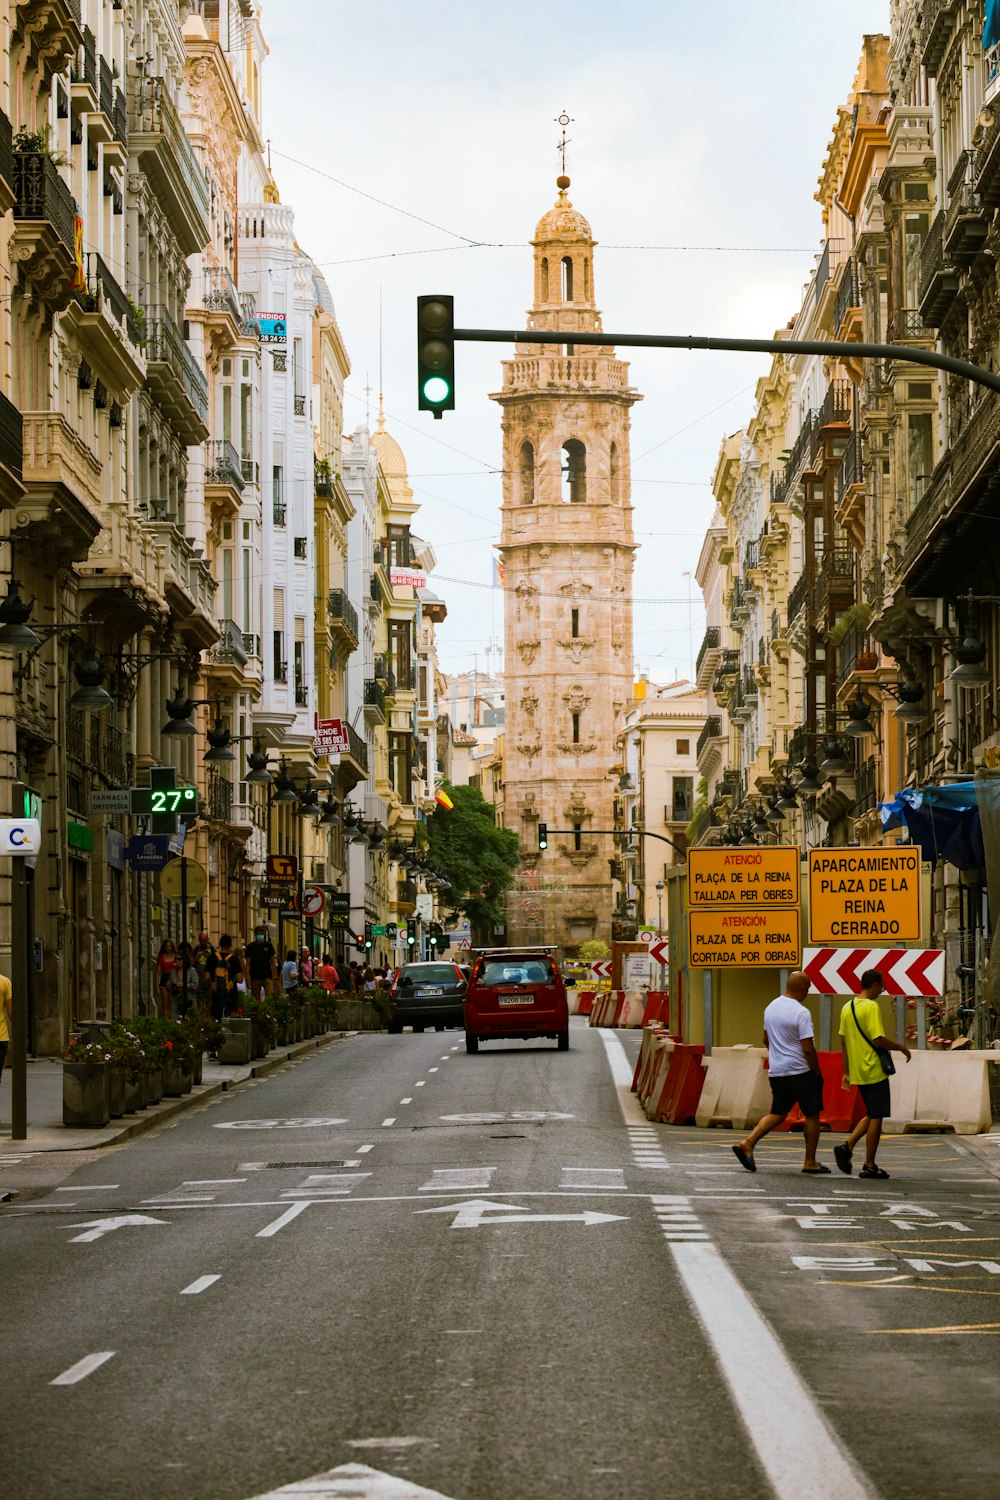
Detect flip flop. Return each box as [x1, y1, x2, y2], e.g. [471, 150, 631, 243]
[834, 1144, 853, 1176]
[801, 1163, 831, 1174]
[732, 1143, 757, 1173]
[859, 1164, 890, 1179]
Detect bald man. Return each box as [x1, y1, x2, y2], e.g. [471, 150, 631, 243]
[733, 971, 828, 1175]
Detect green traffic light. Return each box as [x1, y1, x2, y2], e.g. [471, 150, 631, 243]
[422, 375, 451, 405]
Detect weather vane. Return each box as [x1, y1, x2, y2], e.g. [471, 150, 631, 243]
[554, 111, 573, 177]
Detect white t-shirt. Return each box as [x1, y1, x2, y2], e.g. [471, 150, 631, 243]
[763, 994, 814, 1077]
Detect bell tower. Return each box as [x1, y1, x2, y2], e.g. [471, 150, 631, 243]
[491, 173, 641, 952]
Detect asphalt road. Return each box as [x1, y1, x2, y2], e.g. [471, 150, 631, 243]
[3, 1020, 1000, 1500]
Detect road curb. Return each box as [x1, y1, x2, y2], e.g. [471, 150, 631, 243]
[950, 1129, 1000, 1181]
[0, 1030, 360, 1156]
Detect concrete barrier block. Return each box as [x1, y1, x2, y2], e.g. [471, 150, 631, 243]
[696, 1045, 771, 1130]
[885, 1050, 995, 1135]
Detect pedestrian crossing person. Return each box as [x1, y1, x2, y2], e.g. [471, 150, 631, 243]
[834, 970, 911, 1179]
[733, 971, 829, 1174]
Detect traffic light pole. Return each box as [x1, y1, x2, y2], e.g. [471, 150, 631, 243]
[450, 326, 1000, 395]
[541, 827, 687, 858]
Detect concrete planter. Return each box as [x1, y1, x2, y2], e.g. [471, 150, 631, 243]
[192, 1050, 204, 1086]
[146, 1068, 164, 1105]
[109, 1070, 126, 1118]
[123, 1075, 143, 1113]
[251, 1023, 268, 1059]
[219, 1018, 252, 1065]
[63, 1062, 111, 1128]
[163, 1061, 193, 1097]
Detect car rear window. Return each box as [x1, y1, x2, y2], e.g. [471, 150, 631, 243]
[398, 964, 460, 986]
[480, 959, 556, 986]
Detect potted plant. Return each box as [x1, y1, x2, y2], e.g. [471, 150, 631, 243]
[62, 1036, 112, 1128]
[160, 1021, 196, 1095]
[245, 997, 277, 1056]
[105, 1027, 147, 1115]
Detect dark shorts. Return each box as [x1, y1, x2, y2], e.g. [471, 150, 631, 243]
[858, 1078, 892, 1119]
[769, 1069, 824, 1118]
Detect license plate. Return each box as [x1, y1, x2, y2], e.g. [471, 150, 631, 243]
[498, 995, 533, 1006]
[418, 987, 443, 997]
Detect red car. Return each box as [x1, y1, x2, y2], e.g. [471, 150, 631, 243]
[463, 949, 569, 1053]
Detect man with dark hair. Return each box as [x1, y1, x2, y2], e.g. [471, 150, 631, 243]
[244, 925, 277, 1000]
[835, 969, 911, 1178]
[733, 971, 828, 1174]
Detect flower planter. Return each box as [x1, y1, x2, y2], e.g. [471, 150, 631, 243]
[163, 1062, 193, 1097]
[147, 1068, 164, 1104]
[251, 1023, 267, 1059]
[192, 1050, 204, 1086]
[109, 1070, 126, 1118]
[123, 1075, 143, 1113]
[218, 1018, 252, 1065]
[63, 1062, 111, 1128]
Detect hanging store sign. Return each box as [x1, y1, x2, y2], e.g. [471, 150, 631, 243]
[808, 848, 921, 943]
[328, 892, 350, 927]
[266, 853, 298, 883]
[125, 835, 172, 871]
[687, 847, 800, 906]
[688, 909, 801, 969]
[314, 717, 350, 756]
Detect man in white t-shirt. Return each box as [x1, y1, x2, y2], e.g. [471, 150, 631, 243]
[732, 971, 828, 1175]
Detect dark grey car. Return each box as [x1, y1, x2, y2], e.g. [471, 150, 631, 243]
[388, 961, 468, 1032]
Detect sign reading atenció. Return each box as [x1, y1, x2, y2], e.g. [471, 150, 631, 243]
[688, 908, 801, 968]
[687, 846, 800, 906]
[808, 848, 921, 943]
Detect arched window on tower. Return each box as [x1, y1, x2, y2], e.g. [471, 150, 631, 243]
[561, 256, 574, 302]
[561, 439, 586, 504]
[540, 257, 549, 301]
[583, 257, 590, 300]
[519, 440, 535, 504]
[609, 442, 621, 504]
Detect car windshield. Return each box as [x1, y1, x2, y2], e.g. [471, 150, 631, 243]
[480, 959, 555, 985]
[398, 964, 460, 987]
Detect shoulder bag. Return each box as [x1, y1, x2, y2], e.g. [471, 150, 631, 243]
[850, 998, 895, 1076]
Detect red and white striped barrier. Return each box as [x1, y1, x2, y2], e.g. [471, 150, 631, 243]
[588, 990, 646, 1028]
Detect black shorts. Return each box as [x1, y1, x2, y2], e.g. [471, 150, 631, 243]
[858, 1078, 892, 1120]
[769, 1070, 824, 1118]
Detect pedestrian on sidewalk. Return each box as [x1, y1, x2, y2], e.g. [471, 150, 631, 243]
[244, 926, 277, 1000]
[317, 954, 339, 992]
[280, 950, 299, 993]
[0, 969, 11, 1097]
[154, 939, 180, 1020]
[835, 970, 911, 1179]
[733, 970, 828, 1175]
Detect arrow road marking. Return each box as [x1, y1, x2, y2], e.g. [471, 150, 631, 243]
[247, 1461, 458, 1498]
[416, 1197, 628, 1229]
[67, 1215, 168, 1243]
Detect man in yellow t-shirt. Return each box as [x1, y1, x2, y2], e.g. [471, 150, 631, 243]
[0, 971, 12, 1107]
[835, 969, 911, 1179]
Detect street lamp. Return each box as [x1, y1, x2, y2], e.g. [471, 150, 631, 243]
[655, 878, 664, 935]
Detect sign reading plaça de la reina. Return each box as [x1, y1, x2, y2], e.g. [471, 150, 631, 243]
[687, 847, 800, 905]
[687, 847, 801, 968]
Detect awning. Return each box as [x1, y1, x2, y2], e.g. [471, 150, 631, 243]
[880, 783, 984, 870]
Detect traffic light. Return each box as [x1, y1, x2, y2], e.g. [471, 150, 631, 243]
[354, 931, 365, 952]
[427, 923, 440, 950]
[406, 920, 417, 948]
[537, 822, 548, 850]
[364, 925, 373, 952]
[417, 295, 455, 418]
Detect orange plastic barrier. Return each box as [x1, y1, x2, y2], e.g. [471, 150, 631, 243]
[632, 1024, 669, 1096]
[577, 989, 595, 1016]
[649, 1043, 706, 1125]
[642, 991, 670, 1028]
[774, 1050, 867, 1134]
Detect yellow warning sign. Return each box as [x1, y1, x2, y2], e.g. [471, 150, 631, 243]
[687, 846, 800, 907]
[688, 908, 801, 969]
[808, 848, 921, 943]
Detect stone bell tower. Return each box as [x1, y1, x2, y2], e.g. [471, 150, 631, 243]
[492, 172, 641, 953]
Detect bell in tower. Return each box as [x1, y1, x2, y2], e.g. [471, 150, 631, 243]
[491, 158, 642, 953]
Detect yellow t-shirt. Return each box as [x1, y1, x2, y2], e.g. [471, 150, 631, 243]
[839, 995, 888, 1086]
[0, 974, 11, 1044]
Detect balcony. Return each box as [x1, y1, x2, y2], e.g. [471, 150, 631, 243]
[917, 210, 959, 327]
[364, 678, 387, 722]
[148, 521, 217, 644]
[812, 382, 852, 462]
[315, 459, 334, 498]
[836, 432, 866, 550]
[787, 573, 809, 625]
[0, 389, 24, 509]
[852, 756, 878, 817]
[397, 878, 418, 913]
[0, 108, 12, 215]
[65, 251, 146, 392]
[194, 264, 243, 350]
[203, 437, 245, 521]
[837, 620, 878, 690]
[944, 150, 988, 261]
[814, 546, 855, 622]
[70, 25, 97, 106]
[294, 683, 309, 709]
[695, 625, 721, 688]
[712, 648, 739, 700]
[887, 308, 933, 344]
[696, 715, 723, 764]
[143, 313, 209, 443]
[884, 105, 934, 181]
[369, 573, 384, 611]
[902, 393, 1000, 592]
[272, 501, 286, 527]
[128, 77, 211, 255]
[327, 588, 359, 654]
[19, 411, 102, 559]
[206, 770, 234, 824]
[13, 4, 83, 87]
[12, 151, 77, 312]
[833, 258, 861, 339]
[206, 617, 248, 671]
[727, 576, 748, 623]
[920, 0, 958, 75]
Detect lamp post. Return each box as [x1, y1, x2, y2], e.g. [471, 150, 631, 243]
[655, 879, 664, 936]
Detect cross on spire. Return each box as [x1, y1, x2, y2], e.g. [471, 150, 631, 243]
[554, 111, 573, 177]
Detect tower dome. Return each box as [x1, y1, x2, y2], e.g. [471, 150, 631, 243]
[533, 181, 593, 245]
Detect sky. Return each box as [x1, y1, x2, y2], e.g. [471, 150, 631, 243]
[262, 0, 888, 682]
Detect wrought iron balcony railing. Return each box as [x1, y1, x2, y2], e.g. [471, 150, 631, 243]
[13, 150, 75, 252]
[204, 437, 245, 491]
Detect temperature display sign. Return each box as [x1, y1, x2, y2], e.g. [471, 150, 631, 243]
[129, 785, 199, 816]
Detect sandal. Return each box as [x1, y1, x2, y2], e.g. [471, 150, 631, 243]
[801, 1163, 831, 1174]
[833, 1143, 853, 1176]
[859, 1164, 890, 1179]
[732, 1143, 756, 1173]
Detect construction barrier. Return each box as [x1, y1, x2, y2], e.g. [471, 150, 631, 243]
[650, 1041, 706, 1126]
[577, 989, 595, 1016]
[885, 1050, 999, 1134]
[642, 991, 670, 1028]
[695, 1046, 773, 1130]
[632, 1024, 670, 1099]
[588, 990, 646, 1028]
[774, 1051, 866, 1135]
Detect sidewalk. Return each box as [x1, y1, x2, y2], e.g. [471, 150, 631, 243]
[0, 1031, 354, 1156]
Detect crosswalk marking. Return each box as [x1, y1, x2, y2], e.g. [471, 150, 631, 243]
[559, 1167, 626, 1191]
[419, 1167, 496, 1193]
[281, 1172, 372, 1199]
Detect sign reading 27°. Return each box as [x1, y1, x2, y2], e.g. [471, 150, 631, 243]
[687, 847, 800, 906]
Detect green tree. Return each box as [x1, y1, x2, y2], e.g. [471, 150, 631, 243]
[578, 939, 609, 963]
[427, 783, 519, 943]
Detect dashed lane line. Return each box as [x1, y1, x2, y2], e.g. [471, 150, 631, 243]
[180, 1275, 220, 1295]
[50, 1352, 115, 1387]
[256, 1202, 311, 1237]
[381, 1118, 396, 1127]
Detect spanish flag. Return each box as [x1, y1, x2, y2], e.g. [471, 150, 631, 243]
[435, 785, 454, 811]
[72, 215, 87, 294]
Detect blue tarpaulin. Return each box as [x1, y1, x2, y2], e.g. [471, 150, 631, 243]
[986, 0, 1000, 49]
[880, 783, 984, 870]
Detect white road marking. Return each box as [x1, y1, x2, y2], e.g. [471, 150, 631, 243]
[400, 1097, 413, 1105]
[560, 1167, 627, 1191]
[417, 1198, 628, 1229]
[214, 1117, 348, 1130]
[184, 1178, 247, 1185]
[357, 1145, 374, 1154]
[382, 1118, 396, 1127]
[55, 1185, 118, 1192]
[343, 1160, 362, 1168]
[598, 1029, 647, 1125]
[256, 1202, 311, 1237]
[419, 1167, 496, 1193]
[245, 1461, 457, 1498]
[428, 1067, 439, 1073]
[50, 1351, 115, 1386]
[68, 1214, 167, 1243]
[440, 1056, 450, 1060]
[239, 1163, 266, 1171]
[415, 1081, 426, 1087]
[281, 1173, 371, 1199]
[181, 1275, 221, 1295]
[671, 1244, 873, 1499]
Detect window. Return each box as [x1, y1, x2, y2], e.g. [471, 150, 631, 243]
[293, 536, 307, 558]
[519, 441, 535, 504]
[673, 776, 693, 821]
[573, 821, 582, 851]
[907, 413, 934, 510]
[272, 465, 283, 502]
[387, 524, 411, 566]
[389, 731, 413, 800]
[903, 213, 929, 310]
[293, 636, 306, 703]
[240, 376, 252, 459]
[561, 256, 574, 301]
[572, 712, 580, 744]
[609, 441, 621, 503]
[389, 618, 411, 685]
[571, 607, 579, 638]
[540, 257, 549, 301]
[273, 589, 285, 679]
[242, 548, 252, 633]
[221, 547, 234, 620]
[676, 739, 689, 756]
[561, 439, 586, 503]
[293, 337, 306, 399]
